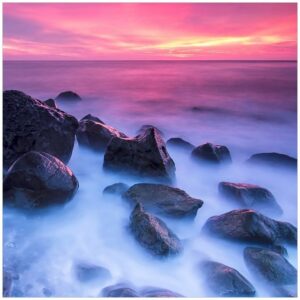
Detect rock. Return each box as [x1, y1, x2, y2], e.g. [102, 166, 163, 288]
[199, 260, 255, 297]
[246, 152, 297, 170]
[268, 244, 288, 257]
[129, 203, 183, 257]
[140, 287, 183, 297]
[219, 182, 283, 215]
[103, 183, 129, 196]
[4, 90, 78, 169]
[272, 286, 297, 297]
[76, 119, 127, 152]
[202, 209, 297, 245]
[81, 114, 104, 124]
[55, 91, 81, 102]
[104, 127, 176, 182]
[44, 98, 57, 108]
[74, 262, 111, 282]
[191, 143, 232, 165]
[42, 288, 53, 297]
[102, 283, 139, 297]
[244, 247, 297, 285]
[124, 183, 203, 218]
[3, 271, 13, 297]
[166, 138, 195, 151]
[137, 125, 164, 136]
[4, 151, 79, 208]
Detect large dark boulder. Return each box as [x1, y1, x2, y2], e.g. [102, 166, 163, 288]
[44, 98, 57, 108]
[129, 204, 183, 257]
[219, 182, 282, 216]
[140, 287, 183, 297]
[124, 183, 203, 218]
[166, 138, 195, 151]
[103, 183, 129, 196]
[137, 125, 164, 136]
[55, 91, 81, 102]
[199, 260, 255, 297]
[80, 114, 104, 124]
[4, 151, 79, 208]
[244, 247, 297, 285]
[101, 283, 139, 297]
[246, 152, 297, 170]
[202, 209, 297, 245]
[103, 127, 176, 182]
[74, 261, 111, 282]
[76, 119, 127, 152]
[4, 90, 78, 169]
[191, 143, 232, 165]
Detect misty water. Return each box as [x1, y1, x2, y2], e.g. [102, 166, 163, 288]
[3, 60, 297, 297]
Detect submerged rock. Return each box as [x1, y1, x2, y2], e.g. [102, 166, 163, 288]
[199, 260, 255, 297]
[246, 152, 297, 170]
[103, 127, 176, 182]
[101, 283, 139, 297]
[124, 183, 203, 218]
[4, 151, 79, 208]
[140, 287, 183, 297]
[103, 183, 129, 196]
[44, 98, 57, 108]
[191, 142, 232, 165]
[4, 90, 78, 169]
[76, 119, 127, 151]
[166, 137, 195, 151]
[55, 91, 81, 102]
[244, 247, 297, 285]
[74, 262, 111, 282]
[219, 182, 283, 215]
[129, 204, 183, 257]
[202, 209, 297, 245]
[80, 114, 104, 124]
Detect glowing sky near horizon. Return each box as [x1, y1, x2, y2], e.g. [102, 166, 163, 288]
[3, 3, 297, 60]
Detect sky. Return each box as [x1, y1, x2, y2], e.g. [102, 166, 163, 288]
[3, 3, 297, 60]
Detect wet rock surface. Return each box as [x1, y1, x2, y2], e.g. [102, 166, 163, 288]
[74, 262, 111, 282]
[166, 137, 195, 151]
[199, 260, 256, 297]
[103, 183, 129, 196]
[44, 99, 57, 108]
[80, 114, 104, 123]
[129, 204, 183, 257]
[219, 182, 283, 215]
[137, 125, 164, 136]
[76, 119, 127, 152]
[124, 183, 203, 218]
[55, 91, 81, 102]
[244, 247, 297, 285]
[203, 209, 297, 245]
[101, 283, 139, 297]
[103, 127, 176, 182]
[4, 151, 79, 208]
[140, 286, 183, 297]
[4, 90, 78, 169]
[191, 142, 232, 165]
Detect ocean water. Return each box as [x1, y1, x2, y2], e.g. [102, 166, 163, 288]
[3, 60, 297, 297]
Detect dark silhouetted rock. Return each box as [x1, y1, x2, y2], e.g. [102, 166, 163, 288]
[244, 247, 297, 285]
[3, 271, 13, 297]
[74, 262, 111, 282]
[103, 183, 129, 196]
[137, 125, 164, 136]
[199, 260, 255, 297]
[191, 143, 232, 165]
[103, 127, 176, 182]
[129, 204, 183, 257]
[101, 283, 139, 297]
[44, 98, 57, 109]
[203, 209, 297, 245]
[124, 183, 203, 218]
[166, 138, 195, 151]
[219, 182, 282, 216]
[4, 90, 78, 169]
[55, 91, 81, 102]
[80, 114, 104, 124]
[246, 152, 297, 170]
[140, 287, 183, 297]
[76, 119, 127, 152]
[4, 151, 79, 208]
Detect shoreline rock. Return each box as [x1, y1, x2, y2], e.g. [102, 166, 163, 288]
[55, 91, 81, 102]
[103, 183, 129, 196]
[166, 138, 195, 151]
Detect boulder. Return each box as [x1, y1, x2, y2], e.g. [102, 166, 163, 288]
[80, 114, 104, 124]
[166, 138, 195, 151]
[4, 90, 78, 169]
[137, 125, 164, 136]
[101, 283, 139, 297]
[202, 209, 297, 245]
[44, 98, 57, 108]
[219, 182, 282, 215]
[140, 287, 183, 297]
[191, 143, 232, 165]
[55, 91, 81, 102]
[4, 151, 79, 208]
[246, 152, 297, 170]
[268, 244, 288, 257]
[244, 247, 297, 285]
[129, 203, 183, 257]
[74, 262, 111, 282]
[103, 183, 129, 196]
[124, 183, 203, 218]
[199, 260, 255, 297]
[76, 119, 127, 152]
[103, 127, 176, 182]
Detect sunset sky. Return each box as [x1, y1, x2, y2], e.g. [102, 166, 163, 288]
[3, 3, 297, 60]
